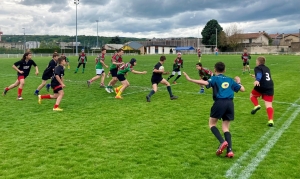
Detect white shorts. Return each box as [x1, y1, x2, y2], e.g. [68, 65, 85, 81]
[172, 71, 181, 75]
[96, 69, 104, 75]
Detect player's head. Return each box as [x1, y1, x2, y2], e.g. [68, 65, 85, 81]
[256, 56, 266, 66]
[160, 55, 166, 64]
[196, 62, 202, 70]
[244, 48, 247, 53]
[101, 48, 106, 54]
[61, 53, 65, 56]
[53, 53, 59, 60]
[177, 52, 182, 58]
[117, 48, 124, 56]
[22, 52, 32, 60]
[130, 58, 137, 66]
[214, 62, 225, 73]
[54, 50, 58, 54]
[57, 57, 66, 66]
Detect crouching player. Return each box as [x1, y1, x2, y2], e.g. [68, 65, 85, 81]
[196, 62, 213, 93]
[38, 57, 66, 111]
[115, 58, 147, 99]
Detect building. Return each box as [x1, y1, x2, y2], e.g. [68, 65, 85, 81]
[238, 31, 270, 46]
[103, 44, 124, 50]
[25, 41, 40, 49]
[122, 41, 144, 54]
[0, 42, 24, 50]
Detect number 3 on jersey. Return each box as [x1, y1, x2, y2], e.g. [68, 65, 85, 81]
[265, 72, 271, 81]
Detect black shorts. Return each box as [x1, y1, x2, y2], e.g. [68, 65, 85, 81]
[243, 62, 249, 66]
[254, 86, 274, 96]
[210, 99, 234, 121]
[151, 77, 163, 85]
[110, 68, 118, 77]
[42, 73, 52, 81]
[117, 74, 126, 81]
[52, 85, 63, 93]
[198, 54, 201, 57]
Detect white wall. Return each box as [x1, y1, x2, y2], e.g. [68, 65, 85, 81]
[158, 47, 163, 54]
[150, 46, 155, 54]
[164, 47, 171, 54]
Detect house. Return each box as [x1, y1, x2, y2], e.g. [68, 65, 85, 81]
[122, 41, 145, 54]
[280, 33, 299, 46]
[104, 44, 123, 50]
[238, 31, 270, 46]
[269, 33, 282, 46]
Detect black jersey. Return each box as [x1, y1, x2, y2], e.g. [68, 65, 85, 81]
[43, 59, 57, 76]
[14, 59, 37, 77]
[254, 64, 274, 95]
[152, 62, 163, 79]
[51, 65, 64, 87]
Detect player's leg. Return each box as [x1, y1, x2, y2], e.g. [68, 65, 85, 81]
[87, 69, 101, 87]
[53, 89, 64, 111]
[82, 63, 86, 73]
[222, 100, 234, 158]
[173, 71, 181, 84]
[106, 69, 117, 93]
[242, 63, 246, 74]
[3, 79, 20, 96]
[250, 89, 262, 114]
[146, 83, 158, 102]
[75, 63, 82, 73]
[263, 95, 274, 127]
[115, 77, 129, 99]
[38, 92, 58, 104]
[100, 71, 106, 88]
[35, 80, 47, 95]
[167, 71, 175, 81]
[247, 62, 250, 73]
[67, 62, 70, 69]
[17, 77, 25, 100]
[160, 78, 178, 100]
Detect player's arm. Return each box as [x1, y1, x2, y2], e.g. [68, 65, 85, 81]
[253, 68, 262, 86]
[111, 58, 123, 65]
[12, 61, 23, 73]
[234, 76, 245, 92]
[95, 57, 98, 64]
[132, 69, 147, 74]
[100, 58, 108, 68]
[183, 72, 209, 85]
[32, 60, 39, 75]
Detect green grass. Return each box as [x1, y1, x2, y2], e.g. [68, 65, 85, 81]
[0, 54, 299, 179]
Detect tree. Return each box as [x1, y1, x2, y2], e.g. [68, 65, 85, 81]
[109, 36, 122, 44]
[201, 19, 223, 49]
[224, 24, 243, 51]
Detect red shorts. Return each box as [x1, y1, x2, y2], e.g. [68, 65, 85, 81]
[251, 89, 274, 102]
[18, 75, 25, 81]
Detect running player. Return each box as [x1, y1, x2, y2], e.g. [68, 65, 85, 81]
[3, 52, 39, 100]
[87, 48, 108, 88]
[75, 49, 87, 73]
[183, 62, 245, 158]
[241, 48, 251, 74]
[115, 58, 147, 99]
[196, 62, 213, 93]
[38, 57, 66, 111]
[197, 48, 202, 62]
[167, 52, 183, 84]
[250, 56, 274, 127]
[34, 53, 59, 95]
[146, 55, 178, 102]
[106, 49, 124, 93]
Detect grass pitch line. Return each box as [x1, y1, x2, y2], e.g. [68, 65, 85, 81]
[237, 107, 300, 179]
[225, 97, 300, 178]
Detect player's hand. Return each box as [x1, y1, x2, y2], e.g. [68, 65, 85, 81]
[61, 84, 66, 88]
[19, 71, 24, 74]
[105, 65, 108, 68]
[234, 76, 241, 83]
[183, 72, 190, 80]
[35, 71, 39, 76]
[250, 74, 255, 78]
[142, 71, 147, 74]
[254, 81, 260, 86]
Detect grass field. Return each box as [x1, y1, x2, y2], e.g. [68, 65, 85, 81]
[0, 54, 299, 179]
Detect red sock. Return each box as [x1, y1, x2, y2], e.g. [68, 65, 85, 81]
[5, 87, 9, 91]
[250, 96, 259, 106]
[267, 107, 274, 120]
[41, 94, 51, 99]
[18, 88, 23, 96]
[54, 104, 59, 108]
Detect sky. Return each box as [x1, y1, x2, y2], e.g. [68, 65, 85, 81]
[0, 0, 299, 38]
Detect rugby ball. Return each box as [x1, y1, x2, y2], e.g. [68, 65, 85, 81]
[159, 66, 164, 70]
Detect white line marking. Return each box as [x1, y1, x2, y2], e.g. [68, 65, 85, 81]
[237, 107, 300, 179]
[225, 97, 300, 178]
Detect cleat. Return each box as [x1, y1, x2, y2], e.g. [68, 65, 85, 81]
[87, 80, 91, 87]
[34, 92, 39, 96]
[268, 120, 274, 127]
[146, 95, 151, 102]
[17, 96, 23, 100]
[53, 108, 63, 111]
[105, 87, 111, 93]
[38, 95, 42, 104]
[3, 88, 8, 96]
[251, 105, 261, 114]
[216, 141, 228, 156]
[100, 83, 105, 88]
[173, 81, 177, 84]
[109, 88, 114, 93]
[114, 88, 119, 94]
[226, 151, 234, 158]
[170, 95, 178, 100]
[115, 96, 123, 99]
[199, 89, 204, 94]
[46, 84, 51, 92]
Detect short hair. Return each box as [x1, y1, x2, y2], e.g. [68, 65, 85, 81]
[101, 48, 106, 52]
[53, 53, 59, 58]
[257, 56, 266, 65]
[244, 48, 247, 50]
[57, 57, 65, 64]
[214, 62, 225, 73]
[196, 62, 202, 67]
[160, 55, 166, 61]
[117, 48, 123, 53]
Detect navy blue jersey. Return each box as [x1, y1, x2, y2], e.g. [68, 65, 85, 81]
[254, 64, 274, 95]
[14, 59, 37, 77]
[152, 62, 163, 79]
[51, 65, 64, 87]
[43, 59, 57, 76]
[206, 74, 241, 101]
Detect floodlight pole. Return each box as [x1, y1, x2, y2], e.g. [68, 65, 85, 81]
[22, 28, 26, 53]
[74, 0, 79, 56]
[96, 20, 99, 48]
[216, 28, 217, 49]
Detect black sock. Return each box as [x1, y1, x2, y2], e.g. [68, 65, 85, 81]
[148, 90, 155, 97]
[174, 75, 181, 81]
[167, 75, 174, 81]
[167, 86, 173, 97]
[224, 131, 232, 152]
[210, 126, 224, 143]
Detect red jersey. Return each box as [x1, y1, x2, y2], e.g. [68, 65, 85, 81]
[241, 53, 251, 62]
[173, 58, 183, 70]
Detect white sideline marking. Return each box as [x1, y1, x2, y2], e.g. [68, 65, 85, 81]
[225, 97, 300, 178]
[237, 107, 300, 179]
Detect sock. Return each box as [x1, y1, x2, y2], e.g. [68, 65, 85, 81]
[46, 84, 51, 88]
[116, 90, 122, 97]
[167, 86, 173, 97]
[82, 68, 85, 73]
[35, 89, 39, 93]
[224, 132, 232, 152]
[75, 68, 79, 72]
[5, 87, 9, 91]
[250, 96, 259, 106]
[54, 104, 59, 108]
[68, 65, 70, 69]
[18, 88, 23, 97]
[41, 94, 51, 99]
[148, 90, 155, 97]
[267, 107, 274, 120]
[167, 75, 174, 81]
[174, 75, 181, 81]
[210, 126, 224, 143]
[117, 85, 123, 91]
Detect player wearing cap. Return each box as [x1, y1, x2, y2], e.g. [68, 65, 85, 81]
[167, 52, 184, 84]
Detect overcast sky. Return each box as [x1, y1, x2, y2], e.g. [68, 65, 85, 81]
[1, 0, 299, 38]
